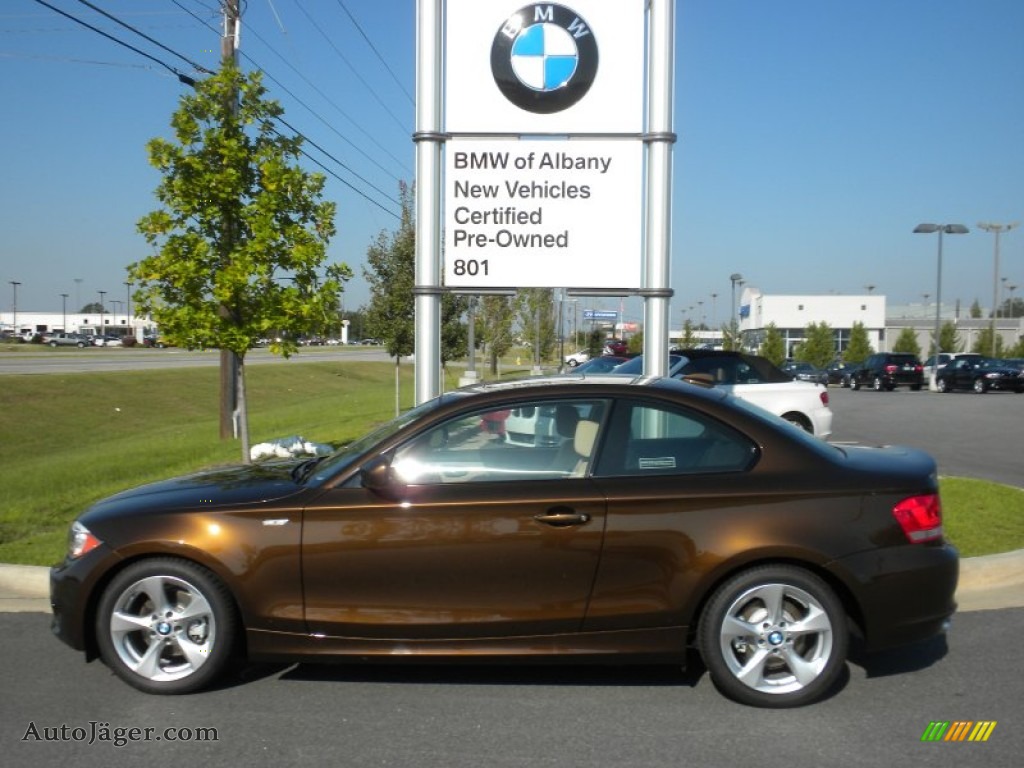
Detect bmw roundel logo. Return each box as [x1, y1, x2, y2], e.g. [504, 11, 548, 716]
[490, 3, 599, 114]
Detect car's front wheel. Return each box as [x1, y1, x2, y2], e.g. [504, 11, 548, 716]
[973, 378, 987, 394]
[699, 565, 848, 708]
[872, 376, 884, 391]
[96, 558, 237, 694]
[937, 378, 949, 393]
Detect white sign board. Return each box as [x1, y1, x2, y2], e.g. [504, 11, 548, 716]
[443, 138, 642, 289]
[445, 0, 644, 134]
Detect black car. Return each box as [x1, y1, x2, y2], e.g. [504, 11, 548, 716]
[782, 361, 829, 385]
[936, 357, 1024, 393]
[850, 353, 924, 391]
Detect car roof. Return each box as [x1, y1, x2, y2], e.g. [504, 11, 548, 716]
[449, 373, 727, 405]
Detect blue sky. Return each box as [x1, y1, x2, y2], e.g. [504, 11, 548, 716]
[2, 0, 1022, 328]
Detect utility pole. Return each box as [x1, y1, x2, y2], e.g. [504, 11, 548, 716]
[219, 0, 241, 441]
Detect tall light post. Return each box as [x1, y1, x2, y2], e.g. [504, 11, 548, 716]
[977, 222, 1019, 356]
[9, 281, 20, 334]
[124, 280, 133, 332]
[98, 290, 106, 336]
[914, 223, 969, 389]
[60, 293, 69, 332]
[729, 273, 744, 322]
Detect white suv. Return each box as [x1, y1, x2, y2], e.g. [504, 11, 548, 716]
[609, 351, 833, 438]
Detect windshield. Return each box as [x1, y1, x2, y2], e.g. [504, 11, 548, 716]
[306, 396, 447, 484]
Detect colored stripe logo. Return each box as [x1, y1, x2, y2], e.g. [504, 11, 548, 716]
[921, 721, 997, 742]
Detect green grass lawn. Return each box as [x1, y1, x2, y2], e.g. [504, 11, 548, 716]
[0, 360, 1020, 564]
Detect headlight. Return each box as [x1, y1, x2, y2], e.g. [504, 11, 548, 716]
[68, 521, 102, 559]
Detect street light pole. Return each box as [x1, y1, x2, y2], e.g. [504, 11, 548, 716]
[98, 290, 106, 338]
[913, 223, 968, 389]
[729, 273, 743, 323]
[9, 281, 20, 334]
[977, 222, 1019, 357]
[61, 293, 69, 332]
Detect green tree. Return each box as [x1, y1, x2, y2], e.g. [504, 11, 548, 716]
[80, 302, 104, 314]
[517, 289, 557, 362]
[972, 325, 1005, 356]
[364, 184, 415, 413]
[1001, 297, 1024, 318]
[678, 319, 698, 350]
[892, 327, 921, 357]
[479, 295, 517, 374]
[938, 321, 962, 355]
[759, 323, 785, 366]
[628, 330, 643, 354]
[793, 322, 834, 368]
[844, 321, 873, 363]
[969, 299, 983, 319]
[131, 63, 347, 461]
[1008, 335, 1024, 357]
[720, 321, 740, 351]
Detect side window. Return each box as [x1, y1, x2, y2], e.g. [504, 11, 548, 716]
[390, 400, 606, 485]
[595, 400, 756, 477]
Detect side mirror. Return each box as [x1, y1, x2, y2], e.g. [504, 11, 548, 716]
[360, 456, 404, 498]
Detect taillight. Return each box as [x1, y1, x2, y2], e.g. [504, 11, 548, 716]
[885, 364, 898, 373]
[892, 494, 943, 543]
[819, 390, 829, 406]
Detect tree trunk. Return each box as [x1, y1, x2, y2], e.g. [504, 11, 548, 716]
[394, 357, 401, 416]
[236, 352, 251, 463]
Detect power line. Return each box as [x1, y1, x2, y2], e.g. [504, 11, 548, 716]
[293, 0, 409, 135]
[29, 0, 199, 85]
[71, 0, 213, 74]
[333, 0, 413, 105]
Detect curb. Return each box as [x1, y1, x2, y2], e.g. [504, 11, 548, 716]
[3, 551, 1023, 613]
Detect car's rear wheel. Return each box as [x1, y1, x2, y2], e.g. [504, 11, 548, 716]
[937, 378, 948, 393]
[781, 413, 812, 433]
[850, 378, 860, 390]
[973, 378, 987, 394]
[96, 558, 237, 694]
[699, 565, 848, 708]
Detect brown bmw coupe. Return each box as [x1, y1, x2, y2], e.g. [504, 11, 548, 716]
[50, 375, 957, 707]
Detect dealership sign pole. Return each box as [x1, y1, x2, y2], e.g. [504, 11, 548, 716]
[416, 0, 674, 400]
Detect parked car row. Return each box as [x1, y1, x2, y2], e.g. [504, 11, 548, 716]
[839, 352, 1023, 394]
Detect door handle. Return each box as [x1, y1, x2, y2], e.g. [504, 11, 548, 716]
[534, 510, 591, 527]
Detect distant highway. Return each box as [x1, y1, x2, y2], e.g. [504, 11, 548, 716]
[0, 346, 391, 375]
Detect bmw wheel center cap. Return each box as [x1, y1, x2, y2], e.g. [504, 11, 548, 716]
[491, 3, 599, 114]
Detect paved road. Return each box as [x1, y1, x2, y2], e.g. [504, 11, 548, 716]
[826, 385, 1022, 488]
[0, 346, 391, 374]
[2, 609, 1021, 768]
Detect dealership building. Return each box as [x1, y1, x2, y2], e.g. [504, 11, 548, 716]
[734, 286, 1023, 357]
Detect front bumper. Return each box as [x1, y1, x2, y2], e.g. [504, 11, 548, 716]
[50, 546, 121, 657]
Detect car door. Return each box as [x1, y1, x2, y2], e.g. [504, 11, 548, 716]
[301, 398, 609, 640]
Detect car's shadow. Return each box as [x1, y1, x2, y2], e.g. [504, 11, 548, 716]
[223, 636, 949, 699]
[848, 633, 949, 678]
[226, 650, 709, 691]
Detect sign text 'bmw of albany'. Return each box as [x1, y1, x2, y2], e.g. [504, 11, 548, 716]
[444, 139, 642, 288]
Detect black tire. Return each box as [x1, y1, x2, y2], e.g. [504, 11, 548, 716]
[49, 341, 57, 347]
[95, 558, 237, 694]
[937, 378, 948, 393]
[973, 378, 987, 394]
[699, 565, 848, 708]
[872, 376, 883, 392]
[850, 377, 861, 391]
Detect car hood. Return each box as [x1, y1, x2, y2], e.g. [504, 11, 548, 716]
[82, 460, 308, 521]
